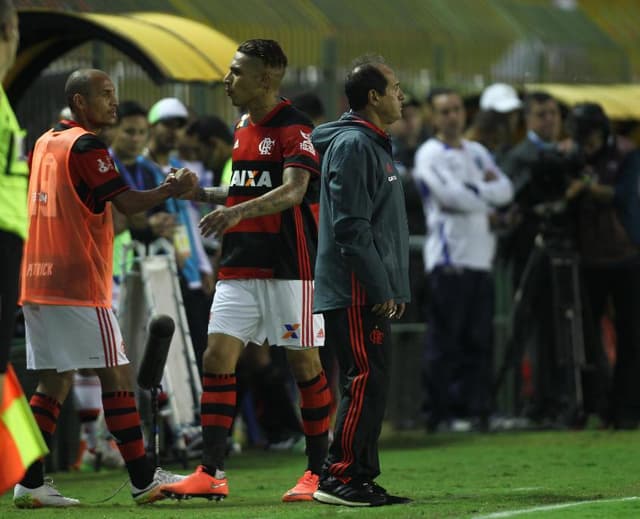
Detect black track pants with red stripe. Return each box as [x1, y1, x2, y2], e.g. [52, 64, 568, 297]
[323, 305, 391, 481]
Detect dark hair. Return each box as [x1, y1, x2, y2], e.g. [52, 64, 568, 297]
[291, 92, 325, 120]
[186, 116, 233, 145]
[237, 39, 287, 69]
[0, 0, 14, 23]
[117, 100, 147, 121]
[426, 87, 458, 107]
[523, 91, 555, 115]
[345, 55, 388, 111]
[567, 102, 610, 145]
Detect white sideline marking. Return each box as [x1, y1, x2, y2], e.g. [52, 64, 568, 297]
[473, 496, 640, 518]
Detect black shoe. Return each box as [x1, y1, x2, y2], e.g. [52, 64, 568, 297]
[313, 477, 386, 507]
[366, 481, 412, 505]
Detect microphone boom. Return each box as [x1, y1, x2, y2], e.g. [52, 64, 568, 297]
[137, 314, 175, 390]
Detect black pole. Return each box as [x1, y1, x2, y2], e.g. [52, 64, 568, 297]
[150, 386, 161, 469]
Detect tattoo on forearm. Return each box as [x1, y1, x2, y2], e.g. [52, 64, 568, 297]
[200, 186, 229, 204]
[235, 168, 310, 219]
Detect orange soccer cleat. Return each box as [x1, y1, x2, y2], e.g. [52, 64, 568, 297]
[282, 470, 320, 502]
[161, 465, 228, 501]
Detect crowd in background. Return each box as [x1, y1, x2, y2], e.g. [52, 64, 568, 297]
[389, 83, 640, 433]
[8, 77, 640, 473]
[5, 0, 640, 509]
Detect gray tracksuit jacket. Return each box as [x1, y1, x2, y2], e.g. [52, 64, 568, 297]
[312, 112, 410, 312]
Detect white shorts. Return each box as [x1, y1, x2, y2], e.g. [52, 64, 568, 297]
[208, 279, 325, 349]
[24, 304, 129, 372]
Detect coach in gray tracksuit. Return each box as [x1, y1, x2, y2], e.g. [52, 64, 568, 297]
[311, 56, 410, 507]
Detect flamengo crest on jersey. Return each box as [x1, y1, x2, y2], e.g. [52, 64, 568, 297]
[258, 137, 276, 155]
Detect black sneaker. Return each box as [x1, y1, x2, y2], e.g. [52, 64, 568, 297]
[313, 477, 386, 507]
[366, 481, 412, 505]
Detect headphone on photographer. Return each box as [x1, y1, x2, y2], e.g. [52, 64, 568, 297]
[566, 102, 610, 149]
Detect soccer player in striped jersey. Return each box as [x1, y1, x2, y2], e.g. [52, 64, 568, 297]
[161, 39, 331, 503]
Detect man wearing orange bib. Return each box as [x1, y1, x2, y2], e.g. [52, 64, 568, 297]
[14, 68, 196, 508]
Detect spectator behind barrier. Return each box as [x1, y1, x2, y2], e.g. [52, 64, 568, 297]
[414, 88, 513, 433]
[498, 92, 576, 424]
[565, 103, 640, 429]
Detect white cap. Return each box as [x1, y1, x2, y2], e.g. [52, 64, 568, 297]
[480, 83, 522, 113]
[148, 97, 188, 125]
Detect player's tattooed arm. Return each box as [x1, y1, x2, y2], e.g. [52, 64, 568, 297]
[194, 186, 229, 204]
[235, 167, 310, 220]
[198, 167, 310, 237]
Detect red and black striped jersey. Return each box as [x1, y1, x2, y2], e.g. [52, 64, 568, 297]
[219, 99, 320, 280]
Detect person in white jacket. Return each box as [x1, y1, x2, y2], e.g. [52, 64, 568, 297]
[414, 88, 513, 432]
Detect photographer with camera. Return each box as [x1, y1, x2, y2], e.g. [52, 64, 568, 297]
[565, 103, 640, 429]
[501, 93, 566, 277]
[499, 92, 575, 425]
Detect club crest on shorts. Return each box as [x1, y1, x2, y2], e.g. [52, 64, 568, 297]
[282, 323, 300, 340]
[370, 326, 384, 345]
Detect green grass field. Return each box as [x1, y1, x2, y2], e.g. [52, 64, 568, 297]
[2, 428, 639, 518]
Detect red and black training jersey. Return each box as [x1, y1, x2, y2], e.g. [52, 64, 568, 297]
[219, 99, 320, 280]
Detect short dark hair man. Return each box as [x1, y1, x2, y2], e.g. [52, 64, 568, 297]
[311, 55, 411, 507]
[111, 101, 149, 173]
[499, 92, 566, 422]
[161, 39, 331, 503]
[185, 115, 233, 183]
[500, 90, 562, 280]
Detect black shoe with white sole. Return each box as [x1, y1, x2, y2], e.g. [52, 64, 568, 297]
[367, 480, 412, 505]
[313, 477, 386, 507]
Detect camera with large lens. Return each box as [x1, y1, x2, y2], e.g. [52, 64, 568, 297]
[528, 147, 585, 247]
